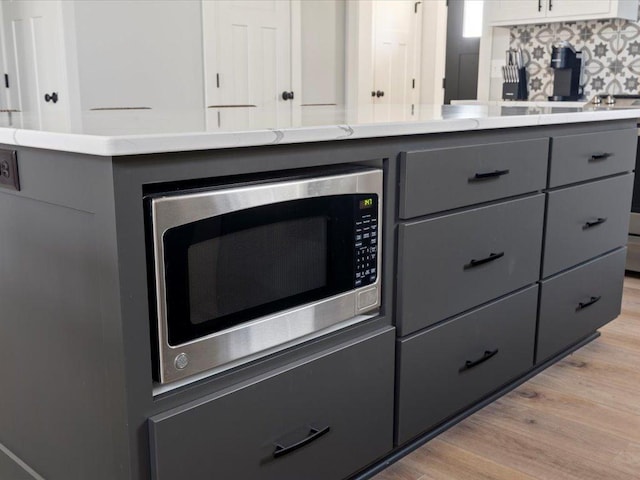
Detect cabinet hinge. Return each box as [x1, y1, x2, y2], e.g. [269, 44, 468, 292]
[412, 78, 415, 89]
[442, 77, 446, 89]
[4, 74, 8, 89]
[411, 104, 415, 115]
[414, 1, 422, 13]
[216, 73, 220, 88]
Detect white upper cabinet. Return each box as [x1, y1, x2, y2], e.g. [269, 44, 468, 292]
[486, 0, 637, 26]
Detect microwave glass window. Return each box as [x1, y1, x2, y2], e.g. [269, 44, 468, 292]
[187, 216, 328, 324]
[161, 195, 372, 346]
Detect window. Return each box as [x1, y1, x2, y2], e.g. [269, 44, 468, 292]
[462, 0, 484, 38]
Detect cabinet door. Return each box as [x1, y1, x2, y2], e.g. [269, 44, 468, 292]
[396, 286, 538, 445]
[543, 174, 633, 278]
[149, 329, 394, 480]
[546, 0, 612, 19]
[486, 0, 546, 24]
[397, 195, 544, 335]
[203, 0, 293, 130]
[537, 248, 625, 363]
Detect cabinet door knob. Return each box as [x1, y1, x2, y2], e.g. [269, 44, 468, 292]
[44, 92, 59, 103]
[281, 91, 294, 101]
[376, 90, 384, 98]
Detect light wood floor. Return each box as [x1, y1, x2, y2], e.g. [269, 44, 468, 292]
[373, 275, 640, 480]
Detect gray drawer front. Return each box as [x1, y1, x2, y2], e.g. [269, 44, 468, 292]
[549, 128, 636, 187]
[543, 174, 633, 278]
[397, 195, 544, 335]
[396, 286, 537, 445]
[537, 248, 626, 363]
[400, 138, 548, 218]
[149, 329, 395, 480]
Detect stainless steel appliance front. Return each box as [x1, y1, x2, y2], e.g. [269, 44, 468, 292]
[150, 169, 383, 384]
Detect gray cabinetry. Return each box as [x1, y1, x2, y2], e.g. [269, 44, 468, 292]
[543, 174, 633, 277]
[548, 128, 636, 188]
[537, 249, 626, 362]
[149, 328, 394, 480]
[397, 195, 544, 335]
[396, 286, 538, 445]
[399, 139, 548, 218]
[394, 123, 634, 450]
[1, 120, 635, 480]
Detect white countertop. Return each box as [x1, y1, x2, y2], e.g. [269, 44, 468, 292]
[0, 104, 638, 157]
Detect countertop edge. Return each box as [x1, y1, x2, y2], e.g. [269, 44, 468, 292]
[1, 109, 638, 157]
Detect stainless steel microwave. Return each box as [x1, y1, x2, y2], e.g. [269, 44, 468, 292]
[147, 169, 383, 384]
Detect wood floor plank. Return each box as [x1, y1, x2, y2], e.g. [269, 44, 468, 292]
[371, 275, 640, 480]
[400, 438, 536, 480]
[505, 381, 640, 443]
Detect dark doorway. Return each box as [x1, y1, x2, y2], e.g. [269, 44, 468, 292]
[444, 0, 481, 104]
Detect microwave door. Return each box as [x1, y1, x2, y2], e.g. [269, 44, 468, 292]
[149, 169, 382, 384]
[162, 196, 357, 346]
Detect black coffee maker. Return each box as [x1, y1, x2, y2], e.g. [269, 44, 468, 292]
[549, 42, 583, 101]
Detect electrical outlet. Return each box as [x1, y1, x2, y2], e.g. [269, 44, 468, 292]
[0, 149, 20, 191]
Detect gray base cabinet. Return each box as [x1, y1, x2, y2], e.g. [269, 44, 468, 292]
[0, 119, 635, 480]
[537, 248, 626, 363]
[543, 174, 633, 277]
[149, 329, 395, 480]
[396, 286, 538, 445]
[397, 195, 544, 335]
[394, 122, 634, 449]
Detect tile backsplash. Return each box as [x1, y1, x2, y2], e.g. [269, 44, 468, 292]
[509, 3, 640, 100]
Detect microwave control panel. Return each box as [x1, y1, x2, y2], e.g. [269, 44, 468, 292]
[354, 195, 379, 288]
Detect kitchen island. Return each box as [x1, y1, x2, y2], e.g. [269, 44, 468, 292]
[0, 105, 637, 480]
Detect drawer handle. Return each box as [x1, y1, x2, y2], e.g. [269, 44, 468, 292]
[576, 295, 601, 311]
[589, 153, 613, 161]
[464, 251, 504, 270]
[468, 169, 510, 182]
[583, 217, 607, 229]
[459, 349, 499, 373]
[273, 425, 330, 459]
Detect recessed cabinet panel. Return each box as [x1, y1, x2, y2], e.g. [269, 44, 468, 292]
[543, 174, 633, 277]
[549, 129, 636, 188]
[399, 138, 548, 218]
[149, 328, 394, 480]
[397, 195, 544, 336]
[537, 248, 626, 363]
[396, 286, 538, 445]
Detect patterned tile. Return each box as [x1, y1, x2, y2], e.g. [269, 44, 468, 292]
[508, 7, 640, 100]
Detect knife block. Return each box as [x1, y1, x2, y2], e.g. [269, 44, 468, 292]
[502, 67, 528, 101]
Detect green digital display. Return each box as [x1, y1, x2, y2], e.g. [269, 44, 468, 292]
[359, 198, 374, 209]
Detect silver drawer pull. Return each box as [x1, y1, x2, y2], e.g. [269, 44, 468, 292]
[459, 349, 499, 373]
[583, 217, 607, 229]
